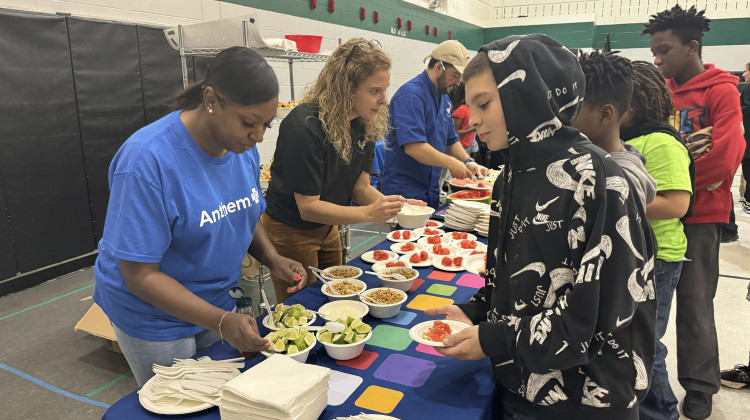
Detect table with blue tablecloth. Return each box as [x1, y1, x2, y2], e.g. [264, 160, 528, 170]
[103, 236, 495, 420]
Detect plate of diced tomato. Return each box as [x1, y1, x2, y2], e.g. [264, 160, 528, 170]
[389, 241, 424, 255]
[413, 227, 445, 237]
[432, 255, 466, 272]
[442, 231, 477, 242]
[409, 319, 471, 347]
[399, 250, 432, 267]
[371, 259, 412, 272]
[360, 249, 399, 264]
[387, 229, 420, 243]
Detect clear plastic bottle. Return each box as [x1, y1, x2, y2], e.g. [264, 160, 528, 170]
[235, 297, 258, 359]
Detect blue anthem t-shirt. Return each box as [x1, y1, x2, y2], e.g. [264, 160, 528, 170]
[93, 111, 265, 341]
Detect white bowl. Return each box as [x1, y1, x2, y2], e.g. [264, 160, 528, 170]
[396, 205, 435, 229]
[359, 287, 408, 318]
[262, 311, 317, 331]
[321, 265, 363, 280]
[376, 267, 418, 291]
[317, 300, 369, 321]
[260, 334, 316, 363]
[321, 278, 367, 302]
[316, 330, 372, 360]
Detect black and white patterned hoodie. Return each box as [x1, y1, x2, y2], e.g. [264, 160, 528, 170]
[457, 34, 656, 417]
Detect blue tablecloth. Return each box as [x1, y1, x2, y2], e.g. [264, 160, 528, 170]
[103, 237, 495, 420]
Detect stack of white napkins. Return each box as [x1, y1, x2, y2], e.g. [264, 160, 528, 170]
[220, 354, 330, 420]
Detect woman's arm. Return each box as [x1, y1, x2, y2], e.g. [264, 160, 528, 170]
[120, 260, 268, 352]
[295, 171, 404, 225]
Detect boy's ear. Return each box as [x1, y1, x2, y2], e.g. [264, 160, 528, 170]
[687, 39, 701, 55]
[600, 104, 615, 125]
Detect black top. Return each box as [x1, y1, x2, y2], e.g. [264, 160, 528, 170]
[265, 103, 373, 230]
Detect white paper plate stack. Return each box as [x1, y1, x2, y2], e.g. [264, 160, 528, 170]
[444, 200, 489, 231]
[475, 208, 491, 237]
[138, 356, 245, 415]
[220, 354, 330, 420]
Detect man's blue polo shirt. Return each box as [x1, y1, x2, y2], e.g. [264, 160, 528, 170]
[381, 71, 459, 208]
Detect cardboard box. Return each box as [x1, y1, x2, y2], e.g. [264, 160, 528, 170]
[75, 299, 121, 354]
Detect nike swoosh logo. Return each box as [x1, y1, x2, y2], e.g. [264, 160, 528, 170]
[555, 340, 569, 355]
[535, 196, 559, 212]
[514, 300, 527, 311]
[532, 214, 549, 225]
[616, 313, 633, 327]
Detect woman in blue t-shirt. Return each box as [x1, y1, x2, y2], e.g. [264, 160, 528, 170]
[93, 47, 306, 386]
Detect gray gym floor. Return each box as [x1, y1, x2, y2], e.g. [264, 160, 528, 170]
[2, 208, 749, 420]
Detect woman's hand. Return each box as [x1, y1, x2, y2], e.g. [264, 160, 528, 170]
[267, 254, 307, 293]
[366, 195, 405, 222]
[220, 312, 270, 353]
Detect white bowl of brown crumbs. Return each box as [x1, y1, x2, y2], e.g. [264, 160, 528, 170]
[359, 287, 408, 318]
[321, 278, 368, 302]
[376, 267, 418, 291]
[321, 265, 363, 280]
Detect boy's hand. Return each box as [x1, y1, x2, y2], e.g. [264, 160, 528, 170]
[434, 326, 486, 360]
[424, 305, 473, 325]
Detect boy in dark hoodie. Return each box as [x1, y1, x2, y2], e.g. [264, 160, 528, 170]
[573, 51, 657, 208]
[426, 34, 656, 420]
[643, 6, 745, 419]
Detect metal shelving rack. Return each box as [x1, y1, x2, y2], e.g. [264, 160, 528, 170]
[172, 21, 329, 100]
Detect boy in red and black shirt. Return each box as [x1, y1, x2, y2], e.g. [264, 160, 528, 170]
[643, 5, 745, 420]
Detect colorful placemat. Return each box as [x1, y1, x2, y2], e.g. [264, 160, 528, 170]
[355, 385, 404, 414]
[427, 271, 456, 281]
[426, 283, 457, 296]
[328, 370, 364, 406]
[373, 353, 437, 387]
[407, 294, 454, 311]
[367, 324, 413, 351]
[336, 350, 379, 370]
[416, 343, 445, 357]
[456, 273, 485, 288]
[381, 310, 417, 326]
[409, 278, 425, 292]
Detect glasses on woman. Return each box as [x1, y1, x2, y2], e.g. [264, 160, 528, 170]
[344, 39, 382, 65]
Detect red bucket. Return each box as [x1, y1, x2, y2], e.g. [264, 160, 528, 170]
[284, 35, 323, 54]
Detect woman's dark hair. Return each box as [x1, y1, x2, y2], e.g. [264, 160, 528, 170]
[629, 61, 674, 126]
[172, 46, 279, 110]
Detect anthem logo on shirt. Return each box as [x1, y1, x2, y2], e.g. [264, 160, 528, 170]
[199, 188, 261, 227]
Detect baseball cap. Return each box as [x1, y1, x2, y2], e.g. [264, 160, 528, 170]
[423, 40, 470, 74]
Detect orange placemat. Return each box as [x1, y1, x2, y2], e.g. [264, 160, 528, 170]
[407, 294, 454, 311]
[427, 271, 456, 281]
[355, 385, 404, 414]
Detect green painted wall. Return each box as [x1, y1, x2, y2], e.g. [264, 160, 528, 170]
[225, 0, 750, 52]
[483, 22, 595, 49]
[225, 0, 484, 49]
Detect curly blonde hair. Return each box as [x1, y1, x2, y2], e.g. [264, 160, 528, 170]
[301, 38, 391, 164]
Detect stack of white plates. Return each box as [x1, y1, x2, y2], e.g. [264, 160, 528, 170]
[444, 200, 489, 231]
[475, 209, 490, 237]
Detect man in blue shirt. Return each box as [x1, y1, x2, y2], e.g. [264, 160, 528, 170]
[382, 40, 488, 208]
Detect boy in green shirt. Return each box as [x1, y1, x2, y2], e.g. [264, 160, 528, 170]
[620, 61, 693, 420]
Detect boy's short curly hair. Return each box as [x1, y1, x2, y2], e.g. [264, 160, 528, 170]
[642, 5, 711, 53]
[579, 51, 633, 116]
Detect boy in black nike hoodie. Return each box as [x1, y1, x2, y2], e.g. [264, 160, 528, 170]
[426, 34, 657, 419]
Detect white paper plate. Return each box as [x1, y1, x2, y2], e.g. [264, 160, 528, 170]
[408, 320, 471, 347]
[445, 210, 479, 223]
[360, 249, 399, 263]
[452, 240, 487, 252]
[413, 227, 445, 237]
[390, 242, 424, 254]
[447, 206, 482, 219]
[432, 255, 466, 271]
[459, 248, 486, 257]
[139, 377, 214, 415]
[399, 252, 432, 267]
[451, 200, 490, 211]
[442, 232, 477, 242]
[463, 253, 487, 275]
[426, 220, 444, 228]
[417, 236, 452, 246]
[372, 260, 412, 272]
[475, 230, 488, 237]
[443, 221, 476, 232]
[386, 230, 420, 243]
[444, 214, 477, 226]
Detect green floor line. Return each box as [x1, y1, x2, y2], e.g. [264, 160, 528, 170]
[85, 371, 133, 398]
[0, 283, 95, 322]
[350, 233, 382, 251]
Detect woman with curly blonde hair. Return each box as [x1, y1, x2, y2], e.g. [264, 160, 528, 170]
[262, 38, 415, 301]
